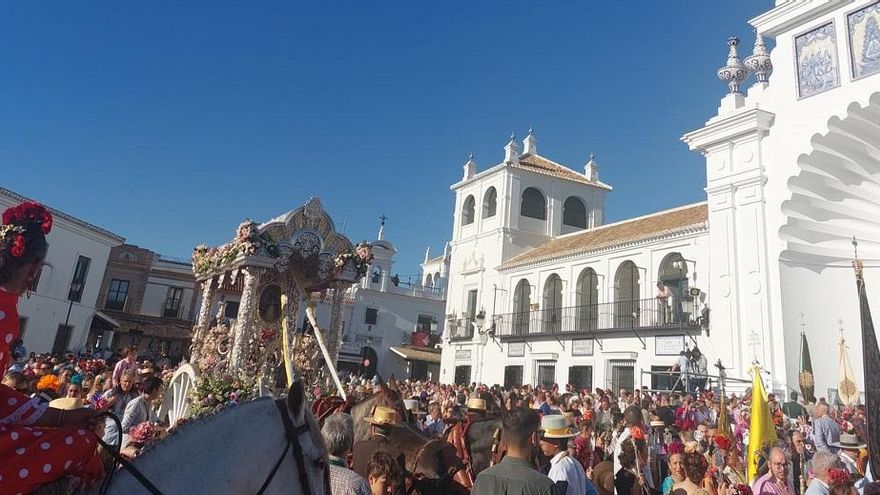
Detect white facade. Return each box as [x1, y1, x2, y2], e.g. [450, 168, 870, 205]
[0, 187, 124, 354]
[337, 225, 449, 380]
[683, 0, 880, 396]
[441, 0, 880, 398]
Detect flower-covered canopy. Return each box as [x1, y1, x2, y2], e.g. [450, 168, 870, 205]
[192, 197, 372, 290]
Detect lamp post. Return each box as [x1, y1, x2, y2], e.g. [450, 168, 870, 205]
[62, 282, 83, 352]
[472, 310, 488, 384]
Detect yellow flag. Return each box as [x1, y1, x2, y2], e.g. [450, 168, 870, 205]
[747, 366, 776, 483]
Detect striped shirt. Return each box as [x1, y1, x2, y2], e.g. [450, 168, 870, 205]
[329, 456, 370, 495]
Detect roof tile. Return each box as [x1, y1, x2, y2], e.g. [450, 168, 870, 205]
[501, 203, 708, 269]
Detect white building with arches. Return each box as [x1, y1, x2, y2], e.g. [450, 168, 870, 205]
[440, 0, 880, 398]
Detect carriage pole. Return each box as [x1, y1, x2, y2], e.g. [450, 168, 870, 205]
[305, 304, 347, 401]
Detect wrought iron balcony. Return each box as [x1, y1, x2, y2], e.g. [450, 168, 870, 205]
[493, 296, 699, 341]
[448, 321, 475, 342]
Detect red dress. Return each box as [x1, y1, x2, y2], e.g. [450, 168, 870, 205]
[0, 289, 104, 494]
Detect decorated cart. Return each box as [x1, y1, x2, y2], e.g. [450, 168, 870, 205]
[159, 197, 372, 424]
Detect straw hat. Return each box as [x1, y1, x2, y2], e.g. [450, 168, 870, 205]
[466, 397, 487, 411]
[540, 415, 577, 439]
[49, 397, 86, 410]
[364, 406, 399, 426]
[403, 399, 426, 415]
[831, 433, 866, 450]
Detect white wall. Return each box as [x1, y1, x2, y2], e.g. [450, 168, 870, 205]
[444, 227, 710, 389]
[0, 192, 123, 354]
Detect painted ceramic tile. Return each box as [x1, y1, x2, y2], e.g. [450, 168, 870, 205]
[848, 1, 880, 79]
[796, 23, 840, 98]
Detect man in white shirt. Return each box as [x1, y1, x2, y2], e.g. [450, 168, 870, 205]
[614, 406, 655, 493]
[539, 415, 587, 495]
[804, 452, 840, 495]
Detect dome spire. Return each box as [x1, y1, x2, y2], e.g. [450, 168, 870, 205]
[523, 126, 537, 155]
[744, 31, 773, 84]
[504, 132, 520, 165]
[585, 153, 599, 182]
[717, 37, 748, 94]
[377, 214, 387, 240]
[462, 152, 477, 180]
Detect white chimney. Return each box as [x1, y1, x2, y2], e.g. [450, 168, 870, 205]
[504, 133, 520, 165]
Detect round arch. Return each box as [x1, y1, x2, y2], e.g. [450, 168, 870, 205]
[512, 279, 532, 335]
[576, 268, 599, 331]
[563, 196, 588, 229]
[614, 261, 641, 328]
[542, 274, 563, 332]
[483, 187, 498, 218]
[461, 195, 476, 225]
[521, 187, 547, 220]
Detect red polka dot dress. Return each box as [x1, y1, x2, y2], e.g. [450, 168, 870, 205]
[0, 288, 104, 494]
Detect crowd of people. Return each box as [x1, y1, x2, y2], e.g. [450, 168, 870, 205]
[1, 199, 877, 495]
[320, 372, 877, 495]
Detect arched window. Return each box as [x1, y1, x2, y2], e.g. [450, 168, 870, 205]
[563, 196, 587, 229]
[520, 187, 546, 220]
[576, 268, 599, 331]
[542, 274, 563, 333]
[483, 187, 497, 218]
[461, 195, 476, 225]
[424, 273, 433, 287]
[614, 261, 641, 328]
[512, 279, 531, 335]
[656, 253, 689, 325]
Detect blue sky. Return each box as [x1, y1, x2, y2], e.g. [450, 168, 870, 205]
[1, 1, 769, 278]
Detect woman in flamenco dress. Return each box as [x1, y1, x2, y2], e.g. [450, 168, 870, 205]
[0, 201, 104, 494]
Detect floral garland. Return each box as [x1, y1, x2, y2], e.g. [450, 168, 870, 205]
[188, 369, 259, 418]
[192, 220, 280, 277]
[333, 242, 374, 279]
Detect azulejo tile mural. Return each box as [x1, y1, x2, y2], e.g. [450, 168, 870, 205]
[796, 22, 840, 98]
[848, 1, 880, 79]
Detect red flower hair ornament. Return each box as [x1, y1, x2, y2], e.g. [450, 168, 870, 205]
[630, 425, 646, 441]
[1, 201, 52, 260]
[828, 469, 850, 486]
[2, 201, 53, 234]
[714, 435, 732, 451]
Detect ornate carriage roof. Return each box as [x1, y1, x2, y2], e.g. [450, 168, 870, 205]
[191, 197, 372, 290]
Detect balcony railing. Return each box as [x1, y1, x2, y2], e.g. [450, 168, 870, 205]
[494, 296, 697, 340]
[448, 321, 474, 341]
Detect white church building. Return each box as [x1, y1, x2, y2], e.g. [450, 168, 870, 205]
[439, 0, 880, 398]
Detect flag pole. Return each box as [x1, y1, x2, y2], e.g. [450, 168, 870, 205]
[851, 236, 880, 479]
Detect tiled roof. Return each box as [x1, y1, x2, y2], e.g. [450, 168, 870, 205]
[501, 202, 708, 269]
[512, 154, 612, 190]
[0, 187, 125, 243]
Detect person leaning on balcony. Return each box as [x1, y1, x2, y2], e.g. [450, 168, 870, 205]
[656, 282, 672, 323]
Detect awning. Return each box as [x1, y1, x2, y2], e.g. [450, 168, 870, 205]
[337, 352, 361, 364]
[93, 312, 120, 328]
[389, 345, 442, 364]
